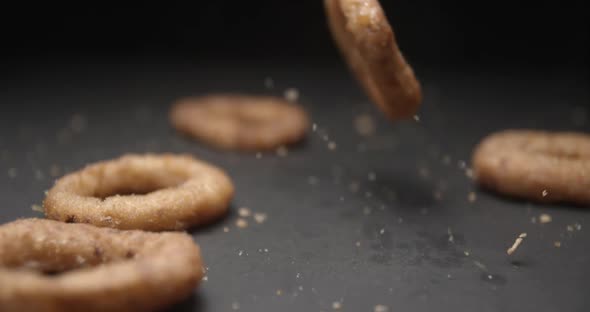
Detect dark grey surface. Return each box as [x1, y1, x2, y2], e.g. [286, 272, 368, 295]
[0, 61, 589, 312]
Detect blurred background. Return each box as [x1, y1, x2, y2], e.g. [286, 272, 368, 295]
[1, 1, 588, 71]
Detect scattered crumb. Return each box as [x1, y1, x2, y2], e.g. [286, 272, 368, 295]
[447, 227, 454, 243]
[554, 241, 561, 248]
[238, 207, 251, 218]
[567, 225, 574, 232]
[7, 168, 17, 178]
[312, 123, 318, 132]
[487, 274, 493, 280]
[332, 301, 342, 310]
[379, 228, 385, 235]
[542, 189, 549, 197]
[276, 146, 289, 157]
[264, 77, 274, 89]
[368, 172, 377, 182]
[298, 286, 304, 291]
[507, 233, 527, 255]
[238, 250, 243, 256]
[236, 218, 248, 229]
[575, 223, 582, 231]
[374, 304, 389, 312]
[413, 115, 420, 122]
[254, 213, 267, 224]
[284, 88, 299, 102]
[328, 141, 337, 150]
[458, 160, 467, 169]
[223, 227, 230, 233]
[465, 168, 474, 179]
[464, 250, 470, 256]
[473, 260, 487, 271]
[232, 302, 240, 310]
[539, 213, 552, 224]
[468, 192, 477, 203]
[296, 273, 301, 279]
[276, 289, 283, 296]
[355, 241, 361, 247]
[354, 114, 376, 137]
[31, 204, 43, 213]
[202, 276, 208, 281]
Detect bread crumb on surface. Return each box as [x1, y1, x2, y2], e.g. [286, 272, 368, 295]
[284, 88, 299, 102]
[354, 113, 376, 137]
[374, 304, 389, 312]
[236, 219, 248, 228]
[31, 204, 44, 213]
[468, 192, 477, 203]
[238, 207, 251, 217]
[507, 233, 527, 255]
[554, 241, 561, 248]
[332, 301, 342, 310]
[231, 302, 240, 310]
[254, 213, 267, 224]
[539, 213, 552, 224]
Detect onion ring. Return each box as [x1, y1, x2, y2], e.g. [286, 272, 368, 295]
[472, 130, 590, 206]
[43, 154, 234, 231]
[0, 218, 203, 312]
[324, 0, 422, 120]
[169, 94, 309, 150]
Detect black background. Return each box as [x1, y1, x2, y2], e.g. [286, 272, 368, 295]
[1, 1, 589, 70]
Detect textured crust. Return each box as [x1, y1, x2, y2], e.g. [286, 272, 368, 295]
[324, 0, 422, 120]
[472, 130, 590, 206]
[43, 154, 234, 231]
[170, 94, 309, 151]
[0, 218, 203, 312]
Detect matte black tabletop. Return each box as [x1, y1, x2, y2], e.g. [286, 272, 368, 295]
[1, 60, 588, 312]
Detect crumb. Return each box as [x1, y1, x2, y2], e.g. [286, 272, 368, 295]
[31, 204, 43, 213]
[507, 233, 527, 255]
[554, 241, 561, 248]
[374, 305, 389, 312]
[355, 241, 361, 247]
[413, 115, 420, 122]
[379, 228, 385, 235]
[465, 168, 474, 179]
[464, 250, 470, 256]
[575, 223, 582, 231]
[567, 225, 574, 232]
[539, 213, 552, 224]
[298, 286, 304, 291]
[332, 301, 342, 310]
[368, 172, 376, 181]
[447, 227, 454, 243]
[473, 260, 487, 270]
[276, 289, 283, 296]
[232, 302, 240, 310]
[284, 88, 299, 102]
[236, 218, 248, 229]
[468, 192, 477, 203]
[238, 250, 243, 256]
[296, 273, 301, 279]
[354, 114, 376, 136]
[223, 227, 230, 233]
[202, 276, 208, 281]
[328, 141, 337, 150]
[254, 213, 267, 224]
[312, 123, 318, 132]
[542, 189, 549, 197]
[487, 274, 493, 280]
[276, 146, 289, 157]
[238, 207, 251, 217]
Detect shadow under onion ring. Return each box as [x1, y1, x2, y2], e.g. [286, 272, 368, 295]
[0, 218, 203, 312]
[472, 129, 590, 206]
[43, 154, 234, 231]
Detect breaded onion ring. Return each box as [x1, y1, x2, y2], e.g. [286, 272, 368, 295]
[0, 218, 203, 312]
[472, 130, 590, 206]
[170, 94, 309, 151]
[324, 0, 422, 120]
[43, 154, 234, 231]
